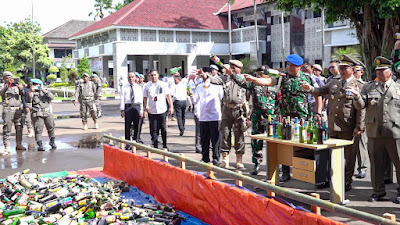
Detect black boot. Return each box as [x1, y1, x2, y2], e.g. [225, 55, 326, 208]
[37, 141, 45, 151]
[251, 164, 260, 175]
[49, 137, 57, 150]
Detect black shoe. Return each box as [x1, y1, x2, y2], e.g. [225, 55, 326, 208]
[37, 141, 45, 151]
[368, 193, 386, 202]
[195, 149, 201, 153]
[212, 159, 219, 166]
[125, 145, 132, 150]
[345, 183, 352, 192]
[355, 171, 366, 179]
[384, 179, 393, 184]
[393, 195, 400, 204]
[315, 182, 329, 189]
[49, 137, 57, 150]
[279, 173, 291, 183]
[251, 164, 260, 175]
[179, 131, 184, 136]
[136, 139, 144, 144]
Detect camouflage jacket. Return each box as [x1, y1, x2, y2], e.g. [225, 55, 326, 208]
[280, 71, 313, 119]
[230, 74, 276, 116]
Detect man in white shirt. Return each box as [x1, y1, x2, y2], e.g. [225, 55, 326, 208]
[192, 67, 224, 165]
[143, 70, 174, 149]
[120, 72, 143, 149]
[173, 73, 188, 136]
[188, 74, 203, 153]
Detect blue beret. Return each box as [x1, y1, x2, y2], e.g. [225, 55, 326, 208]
[134, 72, 141, 78]
[286, 54, 304, 66]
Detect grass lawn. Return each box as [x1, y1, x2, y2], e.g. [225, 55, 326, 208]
[54, 97, 72, 101]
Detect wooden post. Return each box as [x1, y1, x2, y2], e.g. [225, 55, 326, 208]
[163, 148, 168, 162]
[147, 151, 152, 159]
[179, 153, 185, 169]
[383, 213, 396, 221]
[109, 133, 113, 145]
[267, 180, 275, 197]
[311, 193, 321, 215]
[236, 171, 243, 187]
[132, 141, 137, 154]
[120, 137, 125, 150]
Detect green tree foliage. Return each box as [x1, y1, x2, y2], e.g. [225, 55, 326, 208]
[77, 55, 91, 78]
[331, 46, 362, 61]
[270, 0, 400, 75]
[114, 0, 135, 10]
[47, 74, 57, 83]
[0, 19, 52, 74]
[48, 65, 59, 73]
[68, 67, 77, 85]
[89, 0, 113, 20]
[239, 57, 258, 74]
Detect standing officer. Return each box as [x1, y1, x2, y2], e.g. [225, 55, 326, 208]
[172, 73, 188, 136]
[219, 60, 248, 169]
[92, 74, 102, 118]
[352, 61, 368, 179]
[22, 80, 35, 138]
[349, 56, 400, 203]
[73, 72, 98, 130]
[230, 66, 277, 175]
[246, 54, 322, 182]
[120, 72, 143, 149]
[0, 71, 26, 155]
[302, 54, 365, 191]
[28, 79, 56, 151]
[135, 73, 145, 144]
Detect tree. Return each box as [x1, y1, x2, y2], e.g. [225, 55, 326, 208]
[114, 0, 135, 10]
[239, 57, 258, 74]
[270, 0, 400, 76]
[331, 45, 362, 61]
[48, 65, 59, 74]
[68, 68, 77, 85]
[77, 55, 91, 78]
[89, 0, 113, 20]
[0, 19, 52, 75]
[47, 74, 57, 83]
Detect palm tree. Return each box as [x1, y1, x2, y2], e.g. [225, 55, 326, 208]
[331, 45, 363, 61]
[88, 0, 113, 21]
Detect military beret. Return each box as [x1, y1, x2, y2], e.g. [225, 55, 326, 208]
[210, 65, 219, 70]
[202, 67, 212, 73]
[30, 78, 43, 85]
[3, 71, 12, 78]
[313, 64, 322, 71]
[229, 60, 243, 68]
[256, 67, 264, 72]
[375, 56, 392, 70]
[338, 54, 357, 67]
[286, 54, 304, 66]
[82, 72, 89, 77]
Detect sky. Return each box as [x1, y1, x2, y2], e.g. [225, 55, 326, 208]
[0, 0, 122, 34]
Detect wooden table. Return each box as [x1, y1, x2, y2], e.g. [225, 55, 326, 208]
[250, 134, 353, 204]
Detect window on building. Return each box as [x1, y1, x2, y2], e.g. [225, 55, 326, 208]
[313, 12, 321, 18]
[54, 49, 72, 58]
[305, 10, 313, 19]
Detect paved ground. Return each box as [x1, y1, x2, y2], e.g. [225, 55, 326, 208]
[0, 99, 398, 224]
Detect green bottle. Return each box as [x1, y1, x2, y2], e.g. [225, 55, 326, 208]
[277, 116, 283, 139]
[169, 67, 182, 75]
[313, 120, 318, 142]
[2, 208, 25, 217]
[299, 119, 305, 143]
[307, 121, 314, 144]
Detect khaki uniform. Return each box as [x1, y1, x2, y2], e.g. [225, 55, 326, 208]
[22, 87, 33, 133]
[311, 76, 365, 185]
[354, 79, 400, 195]
[75, 81, 97, 122]
[27, 90, 55, 143]
[94, 79, 102, 117]
[220, 75, 247, 155]
[0, 84, 23, 146]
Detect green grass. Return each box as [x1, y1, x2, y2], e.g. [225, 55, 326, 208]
[103, 94, 116, 97]
[54, 97, 72, 100]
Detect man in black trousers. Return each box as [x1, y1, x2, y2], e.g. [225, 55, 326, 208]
[120, 72, 143, 150]
[172, 73, 188, 136]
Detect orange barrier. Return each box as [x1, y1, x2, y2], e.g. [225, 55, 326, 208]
[103, 144, 344, 225]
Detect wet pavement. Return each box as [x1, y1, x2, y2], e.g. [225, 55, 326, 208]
[0, 99, 398, 224]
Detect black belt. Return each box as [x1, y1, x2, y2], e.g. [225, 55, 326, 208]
[125, 103, 140, 107]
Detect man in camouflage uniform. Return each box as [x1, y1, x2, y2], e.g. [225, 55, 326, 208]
[27, 79, 56, 151]
[246, 54, 322, 182]
[73, 72, 98, 130]
[230, 66, 277, 175]
[0, 72, 26, 155]
[92, 74, 102, 118]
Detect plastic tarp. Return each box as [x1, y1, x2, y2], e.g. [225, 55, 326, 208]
[102, 144, 345, 225]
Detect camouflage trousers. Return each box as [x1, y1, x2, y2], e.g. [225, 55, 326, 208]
[251, 110, 267, 165]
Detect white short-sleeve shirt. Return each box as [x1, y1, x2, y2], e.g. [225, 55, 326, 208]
[143, 81, 170, 114]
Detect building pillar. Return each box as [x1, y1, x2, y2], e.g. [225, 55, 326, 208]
[102, 56, 109, 85]
[187, 53, 197, 74]
[250, 41, 262, 68]
[113, 42, 128, 92]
